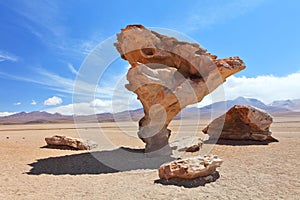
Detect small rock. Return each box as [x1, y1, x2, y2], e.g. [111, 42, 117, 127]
[155, 171, 220, 188]
[158, 155, 223, 180]
[45, 135, 97, 150]
[170, 136, 203, 152]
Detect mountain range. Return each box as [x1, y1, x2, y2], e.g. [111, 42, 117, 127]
[1, 97, 299, 125]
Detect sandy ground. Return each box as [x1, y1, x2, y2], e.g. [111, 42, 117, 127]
[0, 117, 299, 200]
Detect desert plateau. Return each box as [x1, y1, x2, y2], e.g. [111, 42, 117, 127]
[0, 114, 299, 199]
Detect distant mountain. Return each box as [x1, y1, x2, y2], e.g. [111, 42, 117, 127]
[0, 111, 73, 124]
[73, 108, 144, 123]
[0, 109, 145, 125]
[0, 97, 299, 124]
[269, 99, 300, 111]
[214, 97, 292, 112]
[178, 97, 294, 119]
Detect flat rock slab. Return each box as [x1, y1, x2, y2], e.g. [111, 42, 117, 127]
[170, 136, 203, 152]
[203, 105, 279, 142]
[155, 171, 220, 188]
[45, 135, 98, 150]
[158, 155, 223, 180]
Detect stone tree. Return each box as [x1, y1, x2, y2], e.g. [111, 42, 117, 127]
[114, 25, 246, 153]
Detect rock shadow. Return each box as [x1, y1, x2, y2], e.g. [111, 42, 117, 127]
[154, 171, 220, 188]
[204, 139, 277, 146]
[40, 145, 79, 151]
[27, 147, 174, 175]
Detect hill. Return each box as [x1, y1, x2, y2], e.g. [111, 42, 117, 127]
[1, 97, 299, 124]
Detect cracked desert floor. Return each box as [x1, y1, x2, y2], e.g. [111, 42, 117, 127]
[1, 114, 299, 200]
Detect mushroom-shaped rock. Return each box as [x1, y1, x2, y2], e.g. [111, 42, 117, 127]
[203, 105, 278, 142]
[114, 25, 246, 153]
[45, 135, 98, 150]
[158, 155, 223, 180]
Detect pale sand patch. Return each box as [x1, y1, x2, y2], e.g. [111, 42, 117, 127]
[0, 117, 299, 199]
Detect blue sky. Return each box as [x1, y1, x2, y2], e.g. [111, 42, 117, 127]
[0, 0, 300, 116]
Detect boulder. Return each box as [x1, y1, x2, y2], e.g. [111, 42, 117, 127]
[114, 24, 246, 153]
[158, 155, 223, 180]
[45, 135, 98, 150]
[155, 171, 220, 188]
[203, 105, 278, 142]
[170, 136, 203, 152]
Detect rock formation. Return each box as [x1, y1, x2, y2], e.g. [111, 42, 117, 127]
[114, 25, 246, 153]
[45, 135, 98, 150]
[203, 105, 278, 142]
[158, 155, 223, 180]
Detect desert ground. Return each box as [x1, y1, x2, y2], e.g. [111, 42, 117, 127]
[0, 115, 299, 200]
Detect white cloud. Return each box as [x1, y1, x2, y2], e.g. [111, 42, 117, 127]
[0, 69, 79, 95]
[31, 100, 37, 105]
[0, 50, 18, 62]
[42, 71, 300, 114]
[45, 100, 111, 116]
[0, 67, 128, 102]
[0, 112, 16, 117]
[90, 99, 110, 108]
[67, 63, 79, 75]
[223, 72, 300, 103]
[44, 96, 62, 106]
[45, 95, 142, 116]
[198, 71, 300, 107]
[14, 102, 21, 106]
[2, 61, 299, 113]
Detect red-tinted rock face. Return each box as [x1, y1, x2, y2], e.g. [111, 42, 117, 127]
[115, 25, 246, 153]
[45, 135, 98, 150]
[203, 105, 278, 142]
[158, 155, 223, 180]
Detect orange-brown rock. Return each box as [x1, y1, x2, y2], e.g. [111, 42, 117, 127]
[114, 25, 246, 153]
[158, 155, 223, 180]
[45, 135, 98, 150]
[203, 105, 278, 142]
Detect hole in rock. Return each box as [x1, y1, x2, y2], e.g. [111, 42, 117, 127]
[141, 48, 155, 56]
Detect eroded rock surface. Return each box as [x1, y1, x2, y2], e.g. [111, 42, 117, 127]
[158, 155, 223, 180]
[203, 105, 278, 142]
[114, 25, 246, 153]
[45, 135, 98, 150]
[170, 136, 203, 152]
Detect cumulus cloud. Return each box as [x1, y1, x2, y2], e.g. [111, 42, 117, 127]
[44, 96, 62, 106]
[0, 112, 16, 117]
[13, 102, 21, 106]
[223, 72, 300, 104]
[90, 99, 110, 108]
[45, 97, 141, 116]
[31, 100, 37, 105]
[198, 71, 300, 107]
[45, 100, 111, 116]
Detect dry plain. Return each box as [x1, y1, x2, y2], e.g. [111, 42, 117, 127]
[0, 115, 299, 199]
